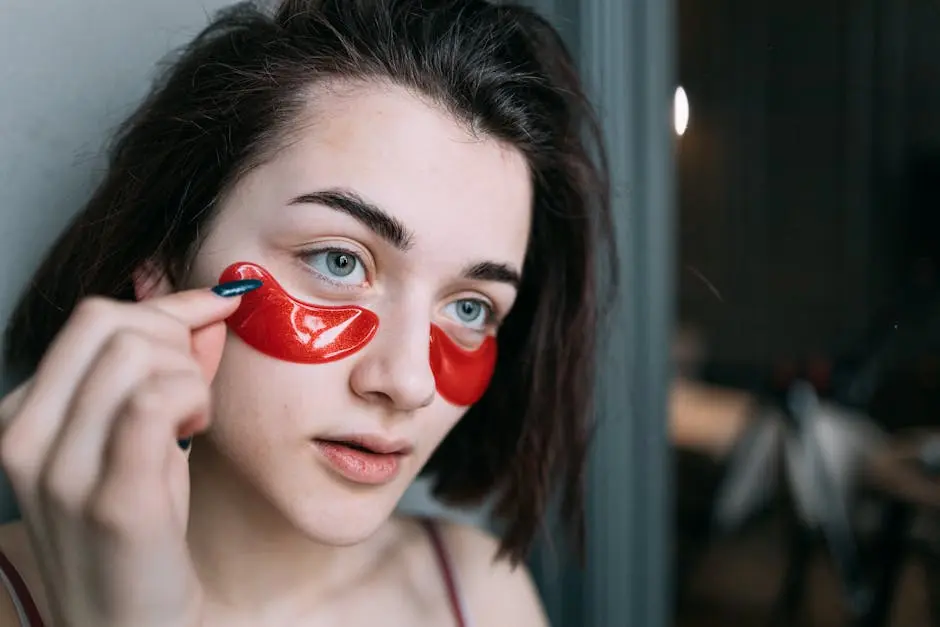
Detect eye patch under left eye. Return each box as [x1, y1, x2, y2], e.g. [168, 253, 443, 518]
[219, 262, 379, 364]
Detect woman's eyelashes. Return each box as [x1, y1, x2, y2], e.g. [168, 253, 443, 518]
[298, 245, 499, 332]
[301, 247, 368, 287]
[443, 298, 494, 332]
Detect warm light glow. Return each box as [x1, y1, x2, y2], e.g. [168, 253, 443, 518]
[674, 86, 689, 136]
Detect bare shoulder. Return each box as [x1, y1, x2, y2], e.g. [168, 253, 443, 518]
[0, 519, 49, 625]
[435, 520, 549, 627]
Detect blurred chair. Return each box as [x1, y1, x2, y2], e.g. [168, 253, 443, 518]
[772, 382, 885, 626]
[675, 378, 887, 625]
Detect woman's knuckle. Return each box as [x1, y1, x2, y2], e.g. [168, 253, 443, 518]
[39, 465, 84, 511]
[188, 378, 211, 404]
[108, 331, 150, 360]
[166, 376, 210, 414]
[87, 493, 136, 535]
[87, 488, 163, 538]
[161, 315, 191, 347]
[125, 387, 163, 419]
[73, 296, 115, 326]
[0, 430, 34, 481]
[38, 461, 65, 494]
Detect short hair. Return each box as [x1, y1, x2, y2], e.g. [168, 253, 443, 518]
[4, 0, 614, 563]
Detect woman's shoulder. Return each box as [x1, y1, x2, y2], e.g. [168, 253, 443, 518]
[413, 516, 549, 627]
[0, 519, 50, 626]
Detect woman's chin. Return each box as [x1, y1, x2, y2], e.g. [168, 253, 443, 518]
[273, 481, 406, 546]
[288, 507, 397, 546]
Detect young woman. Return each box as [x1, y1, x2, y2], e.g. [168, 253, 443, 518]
[0, 1, 613, 625]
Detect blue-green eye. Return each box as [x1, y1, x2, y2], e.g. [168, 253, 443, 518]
[305, 249, 366, 284]
[444, 299, 490, 330]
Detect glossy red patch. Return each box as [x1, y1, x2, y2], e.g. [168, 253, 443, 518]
[219, 262, 378, 364]
[429, 324, 497, 406]
[220, 262, 496, 406]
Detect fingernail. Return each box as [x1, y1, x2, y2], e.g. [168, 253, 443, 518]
[211, 279, 262, 298]
[177, 437, 192, 451]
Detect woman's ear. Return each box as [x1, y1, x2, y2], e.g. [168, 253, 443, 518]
[132, 260, 173, 301]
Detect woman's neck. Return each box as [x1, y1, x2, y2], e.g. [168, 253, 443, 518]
[185, 444, 397, 623]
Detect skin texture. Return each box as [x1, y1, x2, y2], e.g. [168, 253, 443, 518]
[0, 81, 547, 627]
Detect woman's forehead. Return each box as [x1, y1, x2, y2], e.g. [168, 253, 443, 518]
[229, 82, 533, 267]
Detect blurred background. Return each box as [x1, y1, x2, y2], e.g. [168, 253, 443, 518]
[3, 0, 940, 626]
[667, 1, 940, 626]
[670, 1, 940, 626]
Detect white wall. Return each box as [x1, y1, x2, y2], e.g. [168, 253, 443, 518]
[0, 0, 486, 527]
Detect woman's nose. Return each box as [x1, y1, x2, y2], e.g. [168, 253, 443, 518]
[348, 311, 436, 412]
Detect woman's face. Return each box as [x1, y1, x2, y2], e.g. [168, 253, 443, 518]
[186, 81, 532, 543]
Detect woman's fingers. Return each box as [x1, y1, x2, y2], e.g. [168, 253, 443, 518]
[41, 332, 202, 511]
[0, 284, 254, 627]
[146, 286, 253, 382]
[143, 286, 244, 330]
[0, 377, 43, 489]
[1, 289, 240, 483]
[0, 377, 32, 432]
[90, 372, 211, 533]
[4, 299, 187, 475]
[189, 322, 230, 383]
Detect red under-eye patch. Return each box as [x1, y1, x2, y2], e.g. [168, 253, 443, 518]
[219, 262, 497, 406]
[219, 262, 378, 364]
[429, 324, 496, 406]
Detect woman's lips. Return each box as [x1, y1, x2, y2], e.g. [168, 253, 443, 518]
[313, 439, 404, 485]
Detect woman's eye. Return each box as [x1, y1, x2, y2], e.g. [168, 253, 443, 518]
[305, 249, 367, 285]
[444, 299, 490, 331]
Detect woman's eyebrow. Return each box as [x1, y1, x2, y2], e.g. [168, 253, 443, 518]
[288, 187, 414, 251]
[289, 187, 521, 288]
[462, 261, 521, 288]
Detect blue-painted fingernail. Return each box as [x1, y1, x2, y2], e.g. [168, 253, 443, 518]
[178, 437, 192, 451]
[211, 279, 262, 298]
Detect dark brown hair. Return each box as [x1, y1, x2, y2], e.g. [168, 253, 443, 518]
[4, 0, 613, 563]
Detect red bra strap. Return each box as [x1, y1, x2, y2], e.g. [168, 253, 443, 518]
[421, 519, 467, 627]
[0, 549, 44, 627]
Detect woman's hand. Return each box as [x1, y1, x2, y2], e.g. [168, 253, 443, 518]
[0, 287, 245, 627]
